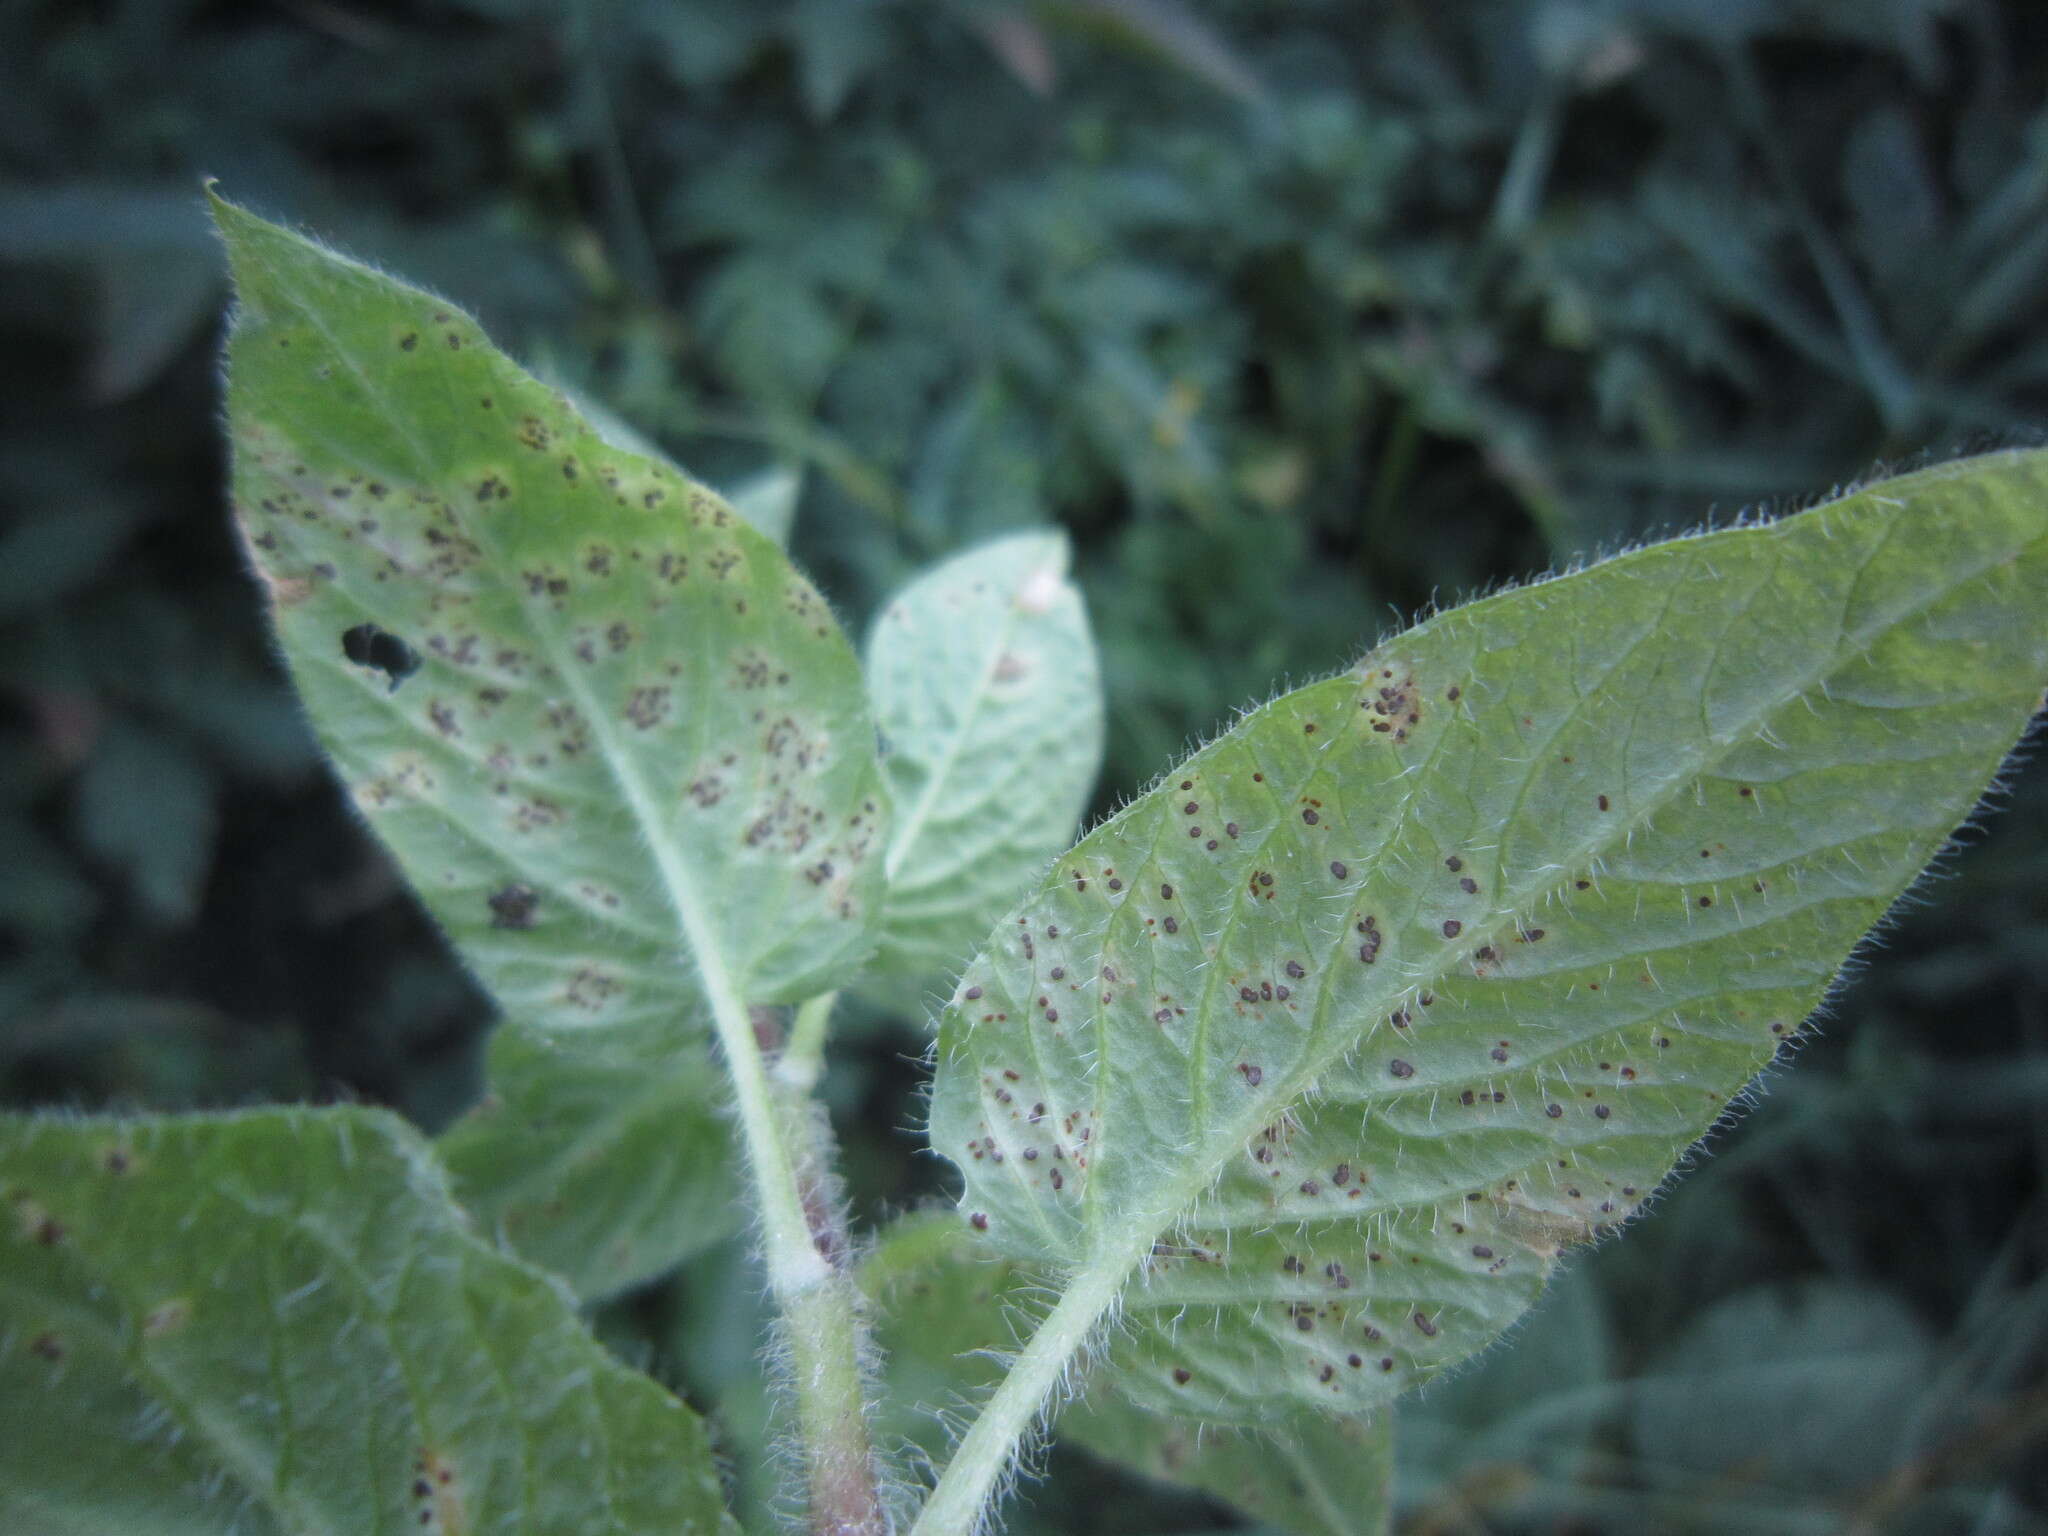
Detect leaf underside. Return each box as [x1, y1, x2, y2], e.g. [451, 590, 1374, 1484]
[864, 532, 1105, 1009]
[930, 450, 2048, 1422]
[0, 1108, 733, 1535]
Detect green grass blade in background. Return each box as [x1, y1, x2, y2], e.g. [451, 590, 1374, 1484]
[863, 1214, 1388, 1535]
[437, 1013, 740, 1301]
[0, 1107, 734, 1534]
[864, 532, 1103, 1013]
[928, 450, 2048, 1423]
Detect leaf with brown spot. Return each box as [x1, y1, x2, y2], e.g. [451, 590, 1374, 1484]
[215, 194, 887, 1017]
[0, 1106, 734, 1534]
[212, 196, 891, 1301]
[863, 1214, 1392, 1536]
[929, 451, 2048, 1429]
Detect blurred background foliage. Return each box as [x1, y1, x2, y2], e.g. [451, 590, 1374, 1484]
[3, 0, 2047, 1530]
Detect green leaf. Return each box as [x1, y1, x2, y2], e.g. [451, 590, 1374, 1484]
[1038, 0, 1268, 106]
[212, 192, 893, 1326]
[865, 532, 1104, 1009]
[662, 1236, 780, 1530]
[858, 1214, 1012, 1458]
[0, 1106, 733, 1535]
[0, 179, 221, 401]
[0, 501, 143, 620]
[787, 0, 889, 120]
[437, 1014, 742, 1301]
[544, 391, 796, 548]
[213, 191, 889, 1027]
[862, 1214, 1391, 1536]
[1061, 1395, 1391, 1536]
[929, 451, 2048, 1422]
[208, 191, 888, 1297]
[1629, 1279, 1932, 1498]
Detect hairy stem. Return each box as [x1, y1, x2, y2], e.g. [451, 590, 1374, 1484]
[782, 1280, 886, 1535]
[703, 979, 882, 1534]
[909, 1253, 1135, 1536]
[776, 990, 839, 1094]
[772, 1067, 885, 1536]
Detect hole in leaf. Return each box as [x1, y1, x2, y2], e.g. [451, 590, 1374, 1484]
[341, 623, 422, 692]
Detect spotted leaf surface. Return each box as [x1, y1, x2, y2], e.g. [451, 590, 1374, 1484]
[929, 451, 2048, 1422]
[865, 532, 1103, 1008]
[0, 1107, 734, 1535]
[214, 193, 888, 1031]
[438, 1013, 739, 1302]
[862, 1214, 1391, 1536]
[561, 392, 797, 549]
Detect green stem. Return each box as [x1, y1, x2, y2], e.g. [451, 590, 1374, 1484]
[1364, 402, 1420, 556]
[700, 981, 882, 1534]
[741, 989, 881, 1533]
[783, 1278, 884, 1535]
[909, 1252, 1136, 1536]
[777, 991, 840, 1095]
[680, 926, 818, 1302]
[523, 629, 879, 1531]
[568, 1, 661, 301]
[767, 1068, 885, 1536]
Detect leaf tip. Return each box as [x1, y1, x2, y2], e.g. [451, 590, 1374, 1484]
[204, 193, 359, 312]
[202, 181, 259, 246]
[204, 187, 288, 300]
[1008, 528, 1075, 614]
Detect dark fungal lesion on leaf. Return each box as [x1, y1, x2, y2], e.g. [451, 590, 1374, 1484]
[341, 622, 422, 691]
[487, 883, 539, 930]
